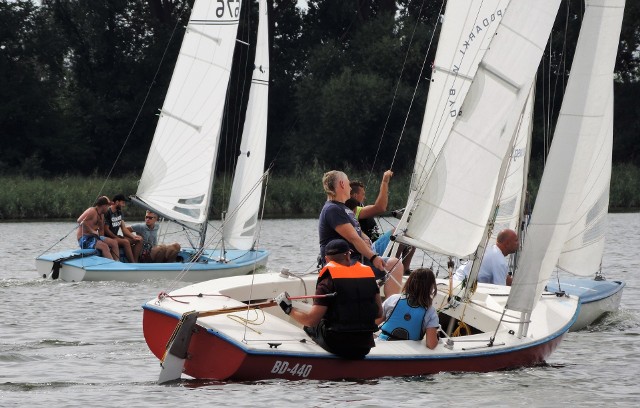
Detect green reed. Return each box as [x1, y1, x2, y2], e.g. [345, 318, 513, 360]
[0, 163, 637, 221]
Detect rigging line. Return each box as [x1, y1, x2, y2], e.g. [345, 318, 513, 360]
[365, 0, 431, 189]
[240, 166, 283, 343]
[229, 0, 253, 182]
[97, 3, 189, 197]
[547, 0, 572, 153]
[39, 223, 79, 255]
[219, 0, 252, 214]
[388, 0, 446, 171]
[166, 170, 270, 288]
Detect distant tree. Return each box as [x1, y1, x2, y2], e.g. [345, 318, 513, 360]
[0, 0, 66, 176]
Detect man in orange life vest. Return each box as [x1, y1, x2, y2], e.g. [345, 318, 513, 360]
[276, 238, 383, 359]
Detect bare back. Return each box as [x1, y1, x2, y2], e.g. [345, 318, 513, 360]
[77, 207, 100, 239]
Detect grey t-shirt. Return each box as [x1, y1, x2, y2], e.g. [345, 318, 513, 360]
[130, 223, 158, 247]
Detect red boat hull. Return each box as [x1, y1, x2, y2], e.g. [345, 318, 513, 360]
[143, 306, 566, 381]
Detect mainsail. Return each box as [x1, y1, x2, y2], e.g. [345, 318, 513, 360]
[135, 0, 243, 227]
[508, 0, 625, 314]
[223, 0, 269, 250]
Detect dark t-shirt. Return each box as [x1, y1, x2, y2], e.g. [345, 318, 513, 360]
[318, 200, 361, 260]
[104, 208, 123, 236]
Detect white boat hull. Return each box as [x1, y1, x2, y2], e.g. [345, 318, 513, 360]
[36, 248, 269, 283]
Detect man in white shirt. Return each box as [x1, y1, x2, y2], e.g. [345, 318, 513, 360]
[453, 229, 519, 286]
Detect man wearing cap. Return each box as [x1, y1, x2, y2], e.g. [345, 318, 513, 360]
[76, 196, 119, 260]
[103, 194, 143, 263]
[276, 238, 382, 359]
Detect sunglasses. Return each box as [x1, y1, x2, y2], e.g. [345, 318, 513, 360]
[145, 216, 155, 220]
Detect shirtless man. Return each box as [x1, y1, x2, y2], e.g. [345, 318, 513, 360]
[76, 196, 119, 260]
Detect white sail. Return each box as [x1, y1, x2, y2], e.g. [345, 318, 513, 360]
[396, 0, 562, 258]
[223, 0, 269, 250]
[136, 0, 243, 226]
[492, 86, 533, 240]
[411, 0, 509, 194]
[556, 91, 613, 276]
[508, 0, 625, 313]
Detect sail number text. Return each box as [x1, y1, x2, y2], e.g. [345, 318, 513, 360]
[270, 360, 313, 378]
[217, 0, 240, 18]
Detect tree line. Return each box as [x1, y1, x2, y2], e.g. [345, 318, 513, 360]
[1, 0, 639, 180]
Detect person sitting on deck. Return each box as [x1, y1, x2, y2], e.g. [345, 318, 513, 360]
[376, 268, 440, 349]
[76, 196, 119, 260]
[103, 194, 143, 262]
[129, 211, 181, 263]
[453, 229, 519, 286]
[318, 170, 403, 297]
[276, 238, 383, 359]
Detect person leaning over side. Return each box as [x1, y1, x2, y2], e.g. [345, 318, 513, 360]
[318, 170, 404, 297]
[103, 194, 143, 262]
[129, 211, 181, 263]
[76, 196, 118, 260]
[276, 238, 383, 359]
[376, 268, 440, 349]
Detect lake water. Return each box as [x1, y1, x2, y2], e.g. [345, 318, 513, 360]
[1, 214, 639, 407]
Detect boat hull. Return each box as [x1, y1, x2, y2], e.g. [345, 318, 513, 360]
[546, 278, 625, 331]
[143, 307, 566, 381]
[35, 248, 269, 282]
[142, 273, 579, 381]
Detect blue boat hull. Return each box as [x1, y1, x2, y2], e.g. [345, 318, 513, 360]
[545, 278, 625, 331]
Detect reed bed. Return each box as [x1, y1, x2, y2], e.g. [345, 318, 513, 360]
[1, 164, 637, 221]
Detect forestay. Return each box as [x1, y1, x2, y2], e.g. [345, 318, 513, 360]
[397, 0, 562, 258]
[136, 0, 243, 226]
[508, 0, 625, 313]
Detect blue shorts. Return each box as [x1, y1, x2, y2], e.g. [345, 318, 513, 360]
[79, 235, 97, 249]
[373, 230, 393, 256]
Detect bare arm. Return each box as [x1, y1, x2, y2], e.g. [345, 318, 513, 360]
[358, 170, 392, 219]
[289, 305, 327, 327]
[120, 221, 142, 241]
[103, 219, 118, 239]
[77, 208, 99, 236]
[334, 223, 385, 270]
[425, 327, 438, 349]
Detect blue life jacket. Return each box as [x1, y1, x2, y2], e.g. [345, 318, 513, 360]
[379, 296, 426, 340]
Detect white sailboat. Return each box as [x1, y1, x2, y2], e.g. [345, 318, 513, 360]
[507, 0, 626, 324]
[412, 0, 624, 332]
[538, 41, 625, 331]
[140, 0, 596, 382]
[36, 0, 269, 282]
